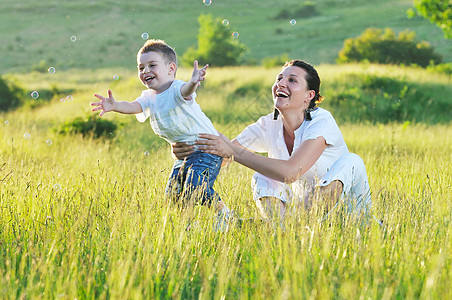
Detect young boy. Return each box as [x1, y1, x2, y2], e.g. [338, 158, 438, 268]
[91, 39, 230, 228]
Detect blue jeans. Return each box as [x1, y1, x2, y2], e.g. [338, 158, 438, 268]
[165, 151, 223, 206]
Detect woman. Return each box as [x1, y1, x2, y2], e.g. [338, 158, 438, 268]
[173, 60, 371, 220]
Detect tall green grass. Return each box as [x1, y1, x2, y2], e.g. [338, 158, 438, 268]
[0, 65, 451, 298]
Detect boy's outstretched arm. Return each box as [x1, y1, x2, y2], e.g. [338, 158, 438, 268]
[180, 60, 208, 100]
[91, 89, 142, 116]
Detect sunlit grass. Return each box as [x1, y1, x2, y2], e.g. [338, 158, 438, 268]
[0, 65, 451, 298]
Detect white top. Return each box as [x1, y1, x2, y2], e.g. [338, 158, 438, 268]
[135, 79, 218, 143]
[236, 108, 349, 196]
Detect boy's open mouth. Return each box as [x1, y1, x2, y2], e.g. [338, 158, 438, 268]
[144, 76, 155, 83]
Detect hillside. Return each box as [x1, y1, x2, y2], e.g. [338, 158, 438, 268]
[0, 0, 450, 73]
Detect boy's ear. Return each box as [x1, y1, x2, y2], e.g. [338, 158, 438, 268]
[168, 62, 177, 75]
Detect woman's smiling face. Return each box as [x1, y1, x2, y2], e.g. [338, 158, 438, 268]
[272, 65, 313, 113]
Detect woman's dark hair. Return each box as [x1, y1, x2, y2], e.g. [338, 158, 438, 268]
[273, 60, 323, 121]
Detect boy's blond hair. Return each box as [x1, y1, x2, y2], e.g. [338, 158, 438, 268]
[138, 39, 177, 66]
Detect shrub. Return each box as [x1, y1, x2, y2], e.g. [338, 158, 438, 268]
[261, 54, 290, 68]
[322, 73, 451, 123]
[272, 2, 319, 20]
[337, 28, 442, 67]
[427, 62, 452, 76]
[0, 75, 25, 111]
[226, 81, 268, 104]
[32, 59, 58, 73]
[57, 115, 118, 138]
[181, 14, 248, 67]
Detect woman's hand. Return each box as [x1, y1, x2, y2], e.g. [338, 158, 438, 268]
[196, 133, 235, 158]
[171, 142, 194, 160]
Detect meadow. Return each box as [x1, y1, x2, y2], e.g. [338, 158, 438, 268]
[1, 0, 451, 298]
[0, 63, 451, 298]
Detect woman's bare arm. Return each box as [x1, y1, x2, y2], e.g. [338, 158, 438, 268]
[197, 133, 327, 183]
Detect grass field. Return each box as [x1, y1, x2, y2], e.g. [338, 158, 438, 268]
[0, 0, 450, 73]
[0, 63, 451, 298]
[1, 0, 451, 298]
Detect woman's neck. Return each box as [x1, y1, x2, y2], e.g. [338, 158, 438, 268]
[280, 111, 305, 134]
[280, 112, 305, 155]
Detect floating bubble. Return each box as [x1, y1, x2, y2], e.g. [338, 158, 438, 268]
[70, 35, 77, 42]
[46, 139, 52, 145]
[203, 0, 212, 5]
[222, 19, 229, 26]
[23, 133, 31, 140]
[31, 91, 39, 99]
[113, 74, 120, 80]
[141, 32, 149, 40]
[290, 19, 296, 25]
[48, 67, 56, 74]
[232, 31, 239, 38]
[53, 183, 61, 191]
[66, 95, 73, 102]
[60, 98, 66, 103]
[4, 120, 9, 126]
[144, 151, 150, 156]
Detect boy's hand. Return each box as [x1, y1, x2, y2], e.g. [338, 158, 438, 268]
[189, 60, 209, 86]
[91, 90, 117, 116]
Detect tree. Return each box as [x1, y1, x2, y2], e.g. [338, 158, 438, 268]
[181, 14, 248, 67]
[414, 0, 452, 38]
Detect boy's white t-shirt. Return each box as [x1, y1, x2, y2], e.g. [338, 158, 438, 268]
[235, 108, 349, 196]
[135, 79, 218, 143]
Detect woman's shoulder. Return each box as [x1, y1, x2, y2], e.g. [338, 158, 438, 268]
[311, 107, 334, 120]
[311, 107, 336, 122]
[254, 112, 277, 125]
[243, 113, 280, 134]
[307, 108, 339, 128]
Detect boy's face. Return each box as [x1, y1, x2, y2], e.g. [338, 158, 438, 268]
[137, 51, 176, 93]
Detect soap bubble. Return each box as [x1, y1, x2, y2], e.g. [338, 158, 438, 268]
[53, 183, 61, 191]
[141, 32, 149, 40]
[4, 120, 9, 126]
[66, 95, 73, 102]
[203, 0, 212, 5]
[23, 133, 31, 140]
[290, 19, 296, 25]
[46, 139, 52, 145]
[113, 74, 120, 80]
[60, 98, 66, 103]
[70, 35, 77, 42]
[144, 151, 150, 156]
[222, 19, 229, 26]
[48, 67, 56, 74]
[232, 31, 239, 38]
[31, 91, 39, 99]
